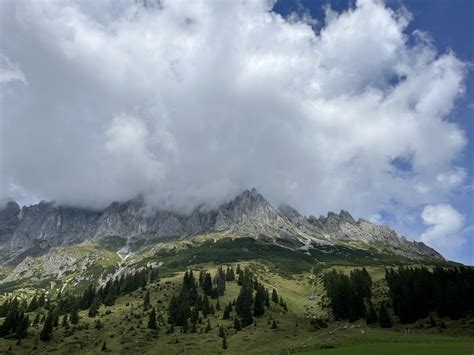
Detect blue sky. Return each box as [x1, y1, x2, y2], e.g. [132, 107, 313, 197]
[274, 0, 473, 265]
[1, 0, 472, 264]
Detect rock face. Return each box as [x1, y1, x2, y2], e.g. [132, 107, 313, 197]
[0, 189, 442, 264]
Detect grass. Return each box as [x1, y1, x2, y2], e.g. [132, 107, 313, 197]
[0, 238, 472, 354]
[0, 262, 472, 354]
[296, 342, 474, 355]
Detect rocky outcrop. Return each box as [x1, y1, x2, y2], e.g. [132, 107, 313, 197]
[0, 189, 443, 264]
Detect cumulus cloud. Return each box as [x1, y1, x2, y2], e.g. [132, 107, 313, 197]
[420, 204, 466, 258]
[0, 0, 468, 216]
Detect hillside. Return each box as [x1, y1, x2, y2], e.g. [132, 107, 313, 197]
[0, 191, 472, 354]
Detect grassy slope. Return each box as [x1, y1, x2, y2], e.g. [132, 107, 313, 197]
[0, 238, 472, 354]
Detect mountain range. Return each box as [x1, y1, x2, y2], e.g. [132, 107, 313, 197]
[0, 188, 441, 270]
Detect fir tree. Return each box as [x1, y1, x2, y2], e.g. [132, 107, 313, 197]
[202, 295, 211, 317]
[203, 273, 213, 296]
[366, 300, 378, 325]
[40, 311, 54, 341]
[378, 304, 392, 328]
[148, 308, 158, 330]
[253, 284, 266, 316]
[236, 272, 254, 327]
[70, 305, 80, 325]
[233, 317, 241, 331]
[222, 305, 230, 320]
[218, 325, 225, 338]
[222, 332, 228, 350]
[15, 313, 29, 339]
[271, 289, 279, 303]
[88, 296, 101, 318]
[143, 290, 151, 311]
[28, 295, 38, 312]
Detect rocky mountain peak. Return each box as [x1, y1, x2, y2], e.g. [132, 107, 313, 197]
[0, 189, 444, 264]
[278, 203, 302, 219]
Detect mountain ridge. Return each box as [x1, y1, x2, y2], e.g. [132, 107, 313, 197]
[0, 189, 442, 266]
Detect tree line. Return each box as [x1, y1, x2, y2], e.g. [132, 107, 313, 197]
[385, 266, 474, 323]
[0, 266, 159, 342]
[323, 268, 391, 327]
[166, 264, 287, 337]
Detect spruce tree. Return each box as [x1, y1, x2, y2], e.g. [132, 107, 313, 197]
[15, 313, 29, 339]
[236, 274, 254, 327]
[70, 305, 80, 325]
[271, 289, 279, 303]
[233, 317, 241, 331]
[378, 304, 392, 328]
[148, 308, 158, 330]
[223, 305, 230, 320]
[28, 295, 38, 312]
[143, 289, 151, 311]
[271, 319, 278, 329]
[218, 325, 225, 338]
[366, 300, 378, 325]
[203, 273, 213, 296]
[40, 311, 54, 341]
[253, 285, 266, 316]
[101, 341, 107, 351]
[61, 315, 68, 328]
[222, 332, 228, 350]
[89, 296, 101, 318]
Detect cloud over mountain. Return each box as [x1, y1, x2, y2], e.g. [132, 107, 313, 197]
[0, 0, 468, 222]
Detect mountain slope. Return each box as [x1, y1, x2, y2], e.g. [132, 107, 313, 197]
[0, 189, 441, 267]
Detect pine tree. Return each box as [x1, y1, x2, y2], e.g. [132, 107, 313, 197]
[70, 305, 79, 325]
[205, 319, 211, 333]
[366, 300, 378, 325]
[88, 296, 101, 318]
[233, 317, 241, 331]
[182, 318, 189, 333]
[225, 266, 235, 281]
[33, 313, 40, 325]
[143, 289, 151, 311]
[216, 298, 221, 311]
[203, 273, 213, 296]
[148, 308, 158, 330]
[168, 295, 179, 324]
[271, 319, 278, 329]
[222, 332, 228, 350]
[378, 304, 392, 328]
[271, 289, 279, 303]
[15, 313, 29, 339]
[223, 305, 230, 320]
[52, 307, 60, 328]
[253, 284, 266, 316]
[236, 274, 254, 327]
[218, 325, 225, 338]
[202, 295, 211, 317]
[28, 295, 38, 312]
[40, 311, 54, 341]
[101, 341, 107, 351]
[61, 315, 68, 328]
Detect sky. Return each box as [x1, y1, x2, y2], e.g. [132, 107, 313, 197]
[0, 0, 472, 264]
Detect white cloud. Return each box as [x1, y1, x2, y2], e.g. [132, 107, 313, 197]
[0, 54, 27, 85]
[0, 0, 468, 216]
[420, 204, 466, 258]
